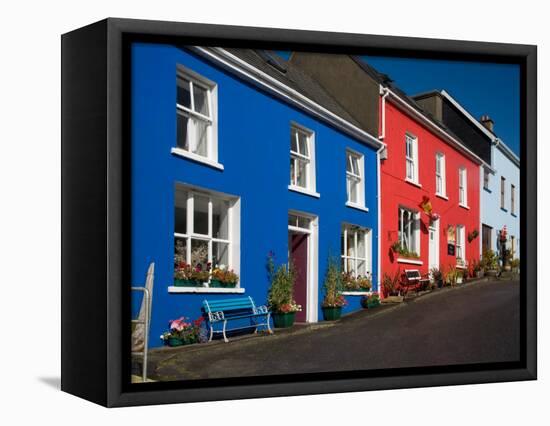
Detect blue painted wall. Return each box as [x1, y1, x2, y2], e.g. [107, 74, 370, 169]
[131, 43, 379, 347]
[480, 144, 520, 259]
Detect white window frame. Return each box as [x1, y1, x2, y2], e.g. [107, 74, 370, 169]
[341, 224, 371, 278]
[172, 184, 240, 291]
[459, 167, 468, 207]
[345, 149, 366, 209]
[398, 207, 420, 255]
[289, 123, 318, 197]
[435, 152, 446, 197]
[172, 65, 221, 169]
[405, 133, 419, 185]
[456, 225, 466, 263]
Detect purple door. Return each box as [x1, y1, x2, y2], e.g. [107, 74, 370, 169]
[289, 232, 308, 322]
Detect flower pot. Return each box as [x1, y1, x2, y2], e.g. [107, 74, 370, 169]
[209, 279, 223, 288]
[367, 300, 380, 309]
[272, 312, 296, 328]
[167, 337, 184, 347]
[437, 280, 443, 288]
[322, 306, 342, 321]
[174, 279, 199, 287]
[486, 269, 498, 277]
[222, 282, 237, 288]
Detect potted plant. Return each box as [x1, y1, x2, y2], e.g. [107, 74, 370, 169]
[481, 250, 499, 277]
[267, 253, 301, 328]
[456, 270, 464, 284]
[210, 265, 239, 288]
[430, 267, 444, 288]
[342, 271, 372, 292]
[321, 256, 347, 320]
[381, 271, 404, 302]
[360, 292, 380, 309]
[160, 316, 205, 347]
[510, 258, 520, 274]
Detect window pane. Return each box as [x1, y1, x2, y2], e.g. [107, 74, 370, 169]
[296, 159, 307, 188]
[289, 158, 296, 185]
[349, 180, 358, 203]
[297, 131, 309, 156]
[357, 231, 366, 258]
[174, 188, 187, 234]
[177, 77, 192, 108]
[297, 216, 310, 229]
[212, 241, 229, 267]
[357, 260, 366, 276]
[346, 258, 354, 275]
[174, 237, 188, 265]
[212, 198, 229, 239]
[192, 118, 209, 157]
[176, 113, 190, 151]
[351, 156, 359, 175]
[290, 128, 298, 152]
[193, 195, 209, 235]
[190, 239, 209, 267]
[346, 231, 355, 257]
[193, 84, 210, 116]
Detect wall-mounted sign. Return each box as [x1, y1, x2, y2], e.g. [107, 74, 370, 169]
[448, 243, 456, 256]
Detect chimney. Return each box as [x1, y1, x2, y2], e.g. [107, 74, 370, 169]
[480, 115, 494, 132]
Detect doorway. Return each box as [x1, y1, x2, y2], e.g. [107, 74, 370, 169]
[428, 219, 440, 271]
[288, 212, 318, 323]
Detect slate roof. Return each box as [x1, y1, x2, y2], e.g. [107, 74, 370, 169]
[225, 48, 363, 128]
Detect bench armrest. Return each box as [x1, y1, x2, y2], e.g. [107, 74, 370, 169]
[208, 311, 225, 322]
[254, 305, 269, 315]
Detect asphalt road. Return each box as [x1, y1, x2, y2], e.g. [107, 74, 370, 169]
[146, 279, 520, 381]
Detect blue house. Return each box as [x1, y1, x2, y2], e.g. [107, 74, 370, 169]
[131, 44, 383, 347]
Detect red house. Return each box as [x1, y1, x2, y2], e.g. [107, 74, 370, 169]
[379, 88, 481, 282]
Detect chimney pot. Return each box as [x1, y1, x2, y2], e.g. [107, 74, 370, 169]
[480, 115, 494, 132]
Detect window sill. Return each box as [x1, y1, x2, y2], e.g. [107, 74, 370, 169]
[459, 204, 470, 210]
[405, 178, 422, 188]
[511, 213, 517, 218]
[397, 258, 423, 265]
[288, 185, 320, 198]
[342, 291, 373, 296]
[435, 193, 449, 201]
[345, 202, 369, 212]
[500, 207, 508, 213]
[456, 264, 468, 270]
[171, 147, 224, 171]
[483, 187, 492, 193]
[168, 286, 245, 294]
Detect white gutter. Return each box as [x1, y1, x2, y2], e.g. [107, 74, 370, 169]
[376, 143, 385, 292]
[494, 138, 520, 167]
[191, 46, 383, 150]
[384, 88, 495, 171]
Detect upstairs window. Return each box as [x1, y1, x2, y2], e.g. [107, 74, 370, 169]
[511, 184, 516, 215]
[459, 167, 468, 206]
[346, 150, 365, 207]
[405, 134, 419, 184]
[289, 124, 316, 193]
[483, 168, 490, 190]
[501, 177, 506, 209]
[176, 66, 218, 163]
[435, 153, 446, 197]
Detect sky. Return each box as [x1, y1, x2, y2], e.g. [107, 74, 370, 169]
[275, 51, 520, 156]
[363, 55, 520, 156]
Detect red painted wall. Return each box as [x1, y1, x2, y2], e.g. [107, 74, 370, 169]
[380, 100, 480, 282]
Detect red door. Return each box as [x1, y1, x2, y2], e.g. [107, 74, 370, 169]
[289, 232, 308, 322]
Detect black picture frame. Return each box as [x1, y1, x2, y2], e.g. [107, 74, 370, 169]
[61, 17, 537, 407]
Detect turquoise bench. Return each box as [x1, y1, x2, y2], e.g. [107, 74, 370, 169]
[202, 296, 272, 343]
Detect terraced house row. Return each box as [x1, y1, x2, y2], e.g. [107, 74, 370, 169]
[130, 44, 520, 346]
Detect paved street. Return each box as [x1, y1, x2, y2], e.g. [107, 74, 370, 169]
[145, 279, 520, 381]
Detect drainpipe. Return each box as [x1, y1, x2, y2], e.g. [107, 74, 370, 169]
[376, 85, 389, 293]
[376, 141, 387, 293]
